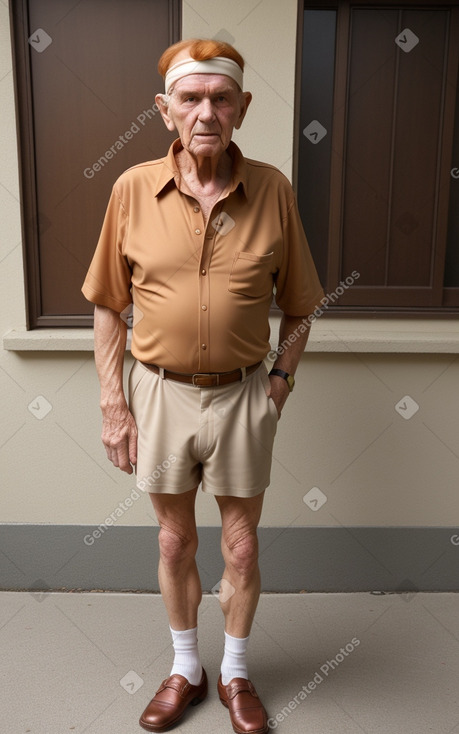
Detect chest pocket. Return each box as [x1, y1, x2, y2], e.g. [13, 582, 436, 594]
[228, 251, 274, 298]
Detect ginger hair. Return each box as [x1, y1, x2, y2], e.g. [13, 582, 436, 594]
[158, 38, 245, 78]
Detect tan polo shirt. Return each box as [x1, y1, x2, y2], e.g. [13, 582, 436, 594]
[82, 139, 324, 373]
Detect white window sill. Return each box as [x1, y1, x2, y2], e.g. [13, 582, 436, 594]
[4, 317, 459, 353]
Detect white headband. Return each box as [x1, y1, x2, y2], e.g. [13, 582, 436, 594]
[164, 56, 243, 94]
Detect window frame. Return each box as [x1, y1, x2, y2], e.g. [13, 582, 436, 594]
[293, 0, 459, 318]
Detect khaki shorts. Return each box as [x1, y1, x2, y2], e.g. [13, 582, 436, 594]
[128, 361, 278, 498]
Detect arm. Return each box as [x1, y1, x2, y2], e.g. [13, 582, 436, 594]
[268, 313, 311, 418]
[94, 304, 137, 474]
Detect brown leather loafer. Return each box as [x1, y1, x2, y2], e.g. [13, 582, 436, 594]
[139, 669, 207, 732]
[218, 675, 268, 734]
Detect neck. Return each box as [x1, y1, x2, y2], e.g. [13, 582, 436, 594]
[176, 147, 232, 191]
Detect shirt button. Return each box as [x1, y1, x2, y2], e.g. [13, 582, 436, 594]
[195, 228, 201, 235]
[201, 305, 207, 311]
[193, 206, 200, 213]
[201, 269, 207, 275]
[201, 343, 207, 350]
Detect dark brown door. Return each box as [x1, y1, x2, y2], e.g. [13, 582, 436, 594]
[11, 0, 181, 327]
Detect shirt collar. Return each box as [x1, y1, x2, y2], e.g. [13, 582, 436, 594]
[153, 138, 249, 199]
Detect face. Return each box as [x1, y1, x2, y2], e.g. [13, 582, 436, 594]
[156, 74, 252, 160]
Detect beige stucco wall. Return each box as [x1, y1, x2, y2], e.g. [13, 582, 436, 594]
[1, 0, 459, 529]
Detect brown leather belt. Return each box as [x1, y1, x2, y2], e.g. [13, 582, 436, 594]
[141, 361, 262, 387]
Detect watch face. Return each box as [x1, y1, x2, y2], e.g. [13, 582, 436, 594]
[287, 375, 295, 391]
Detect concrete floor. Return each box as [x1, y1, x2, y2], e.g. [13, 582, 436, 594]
[1, 590, 459, 733]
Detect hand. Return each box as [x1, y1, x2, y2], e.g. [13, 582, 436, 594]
[268, 375, 290, 419]
[100, 400, 137, 474]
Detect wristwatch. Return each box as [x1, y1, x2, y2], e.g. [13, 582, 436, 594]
[269, 368, 295, 392]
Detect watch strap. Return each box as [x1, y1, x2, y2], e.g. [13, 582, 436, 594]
[269, 368, 290, 381]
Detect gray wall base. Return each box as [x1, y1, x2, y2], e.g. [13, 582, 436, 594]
[1, 525, 458, 593]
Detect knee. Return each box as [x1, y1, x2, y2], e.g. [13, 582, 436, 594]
[223, 532, 259, 577]
[158, 526, 198, 567]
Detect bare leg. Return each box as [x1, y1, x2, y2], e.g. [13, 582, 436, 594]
[215, 491, 265, 638]
[149, 487, 201, 630]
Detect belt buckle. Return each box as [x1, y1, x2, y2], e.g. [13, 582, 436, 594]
[192, 373, 219, 387]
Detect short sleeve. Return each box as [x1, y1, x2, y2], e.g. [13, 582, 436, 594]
[274, 195, 324, 316]
[81, 184, 132, 312]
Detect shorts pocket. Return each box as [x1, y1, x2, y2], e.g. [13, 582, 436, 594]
[258, 364, 279, 421]
[128, 361, 148, 403]
[267, 394, 279, 421]
[228, 251, 274, 298]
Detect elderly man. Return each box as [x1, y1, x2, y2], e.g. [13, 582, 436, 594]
[82, 38, 323, 734]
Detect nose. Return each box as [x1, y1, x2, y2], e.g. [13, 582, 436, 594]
[197, 97, 215, 122]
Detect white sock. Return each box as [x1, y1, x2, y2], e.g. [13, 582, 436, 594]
[169, 626, 202, 686]
[220, 632, 249, 685]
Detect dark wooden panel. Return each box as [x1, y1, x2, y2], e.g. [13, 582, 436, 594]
[341, 9, 397, 285]
[388, 9, 448, 287]
[445, 13, 459, 289]
[326, 1, 350, 292]
[297, 9, 337, 287]
[341, 8, 398, 286]
[300, 1, 459, 314]
[335, 5, 455, 309]
[329, 286, 439, 309]
[12, 0, 180, 326]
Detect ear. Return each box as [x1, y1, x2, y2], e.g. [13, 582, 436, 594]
[235, 91, 252, 130]
[155, 93, 176, 132]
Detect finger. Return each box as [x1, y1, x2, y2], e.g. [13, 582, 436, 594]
[105, 444, 117, 466]
[107, 443, 118, 467]
[128, 428, 138, 466]
[116, 441, 133, 474]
